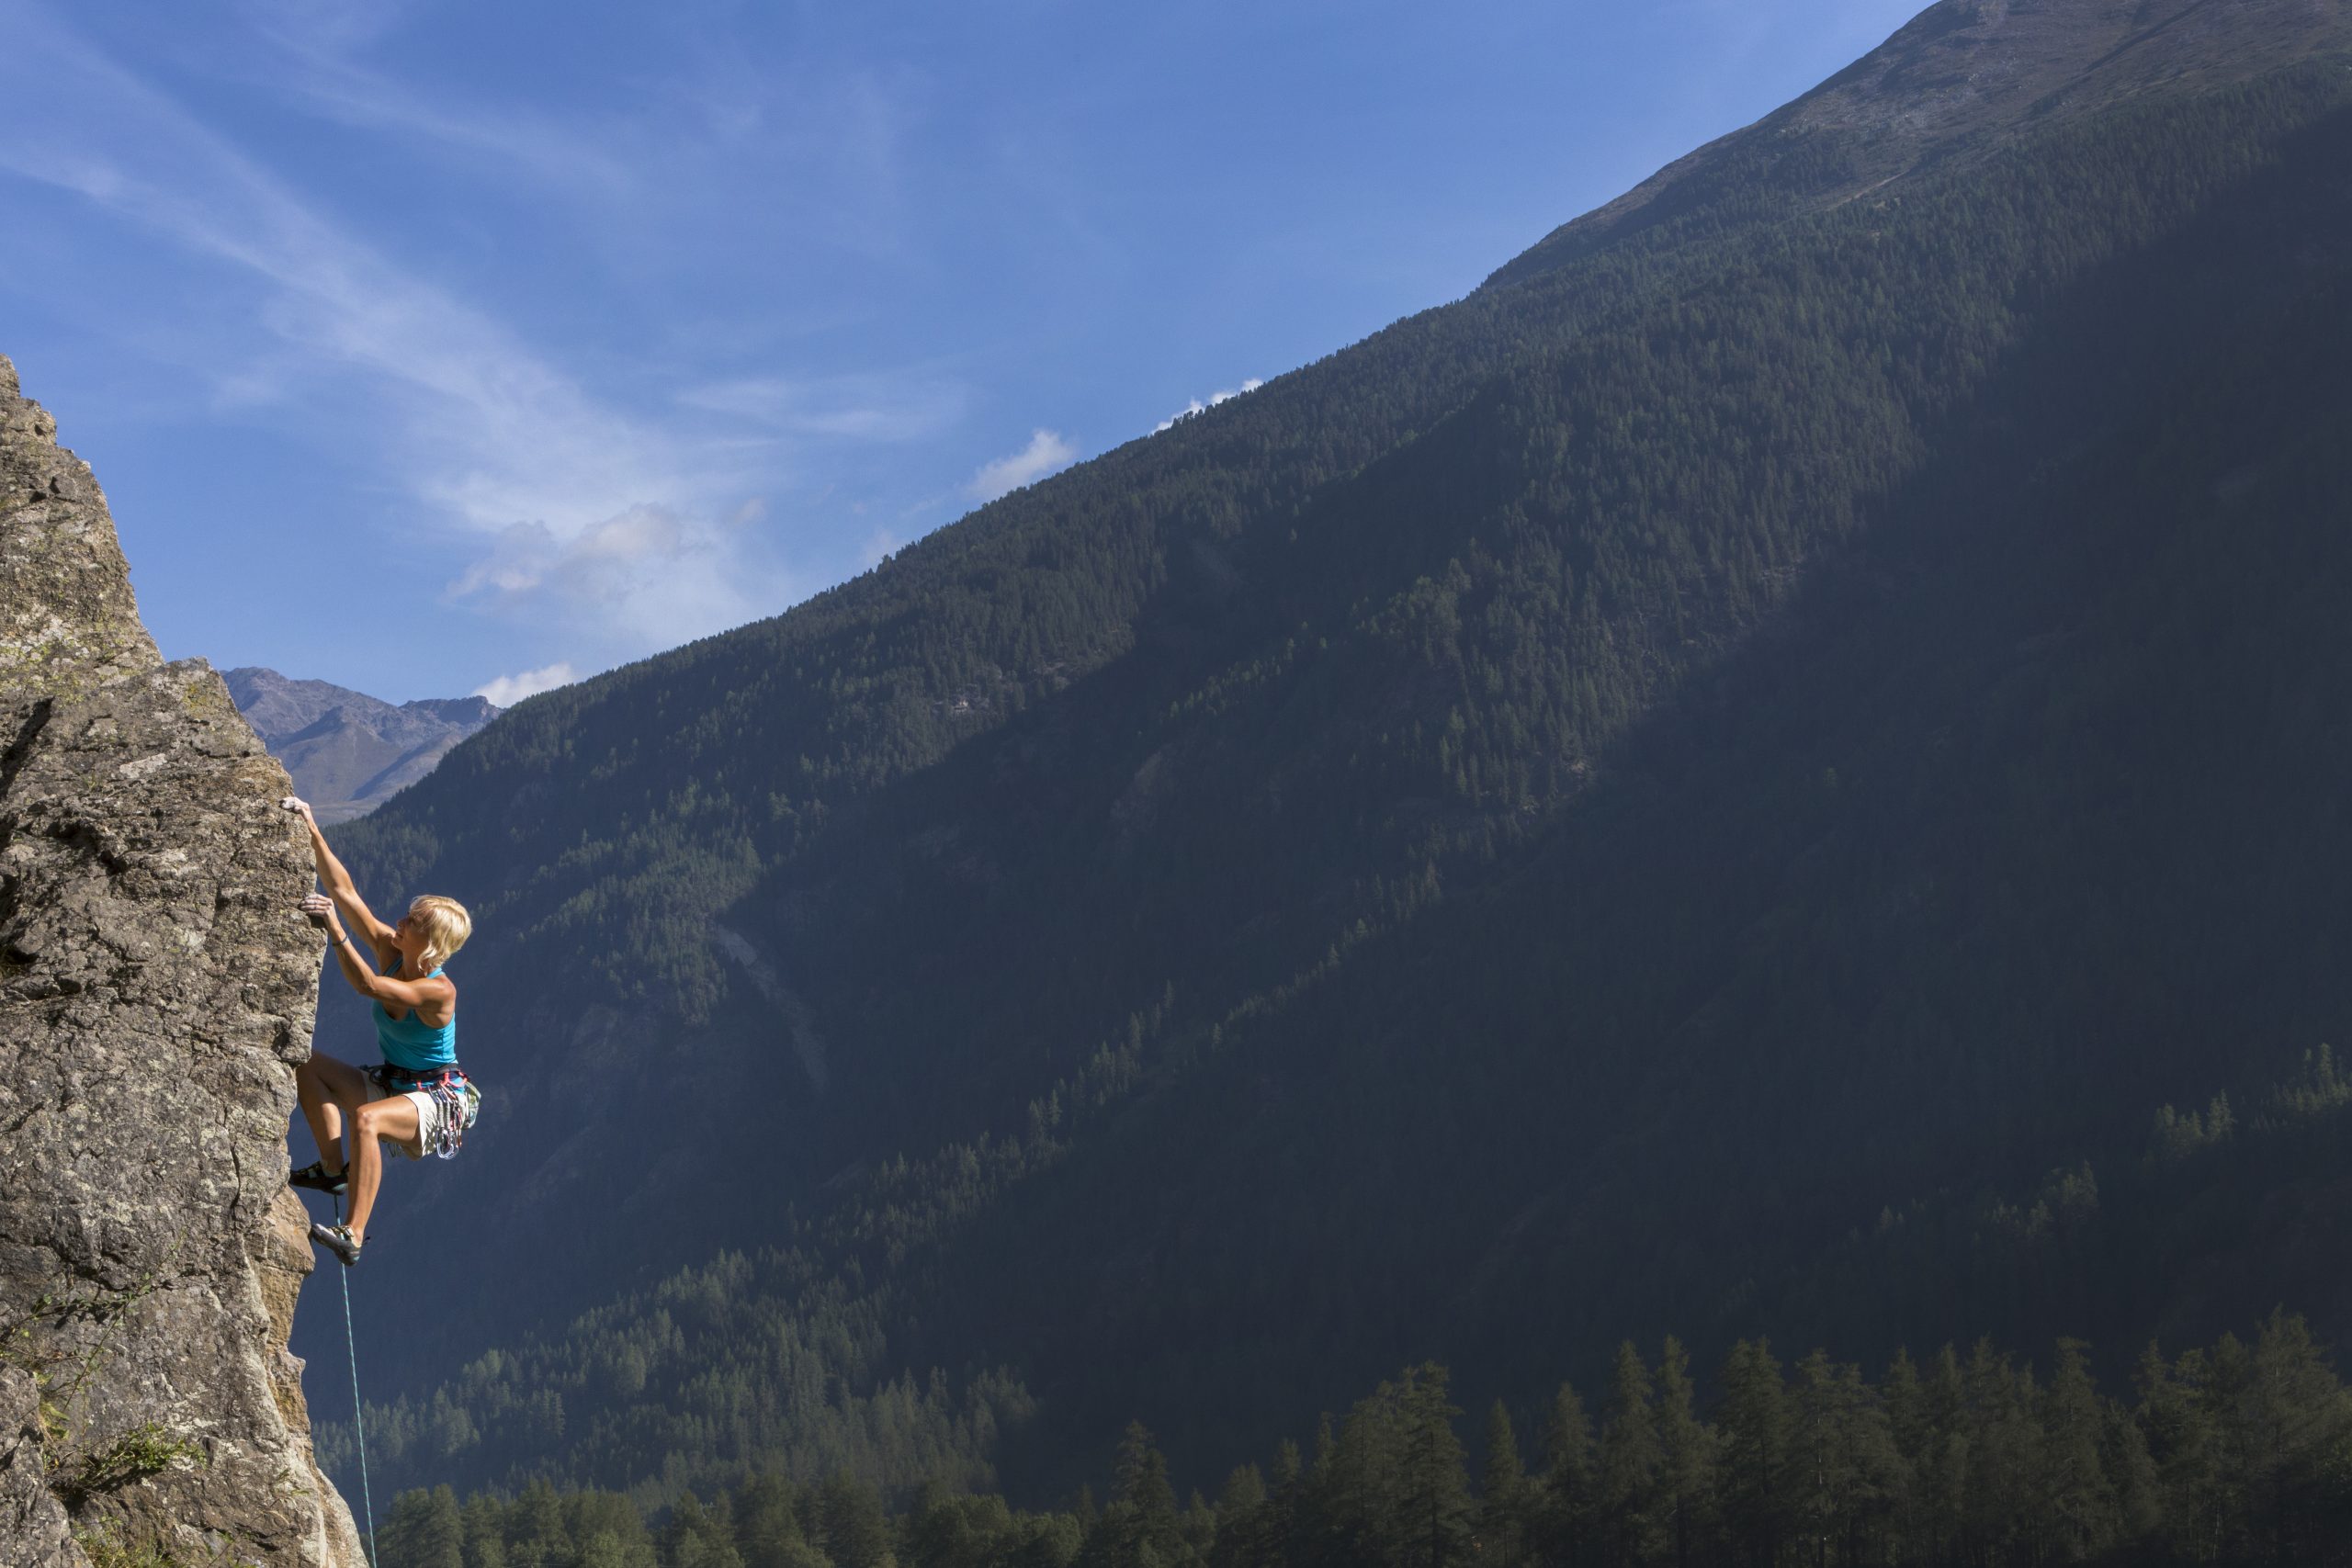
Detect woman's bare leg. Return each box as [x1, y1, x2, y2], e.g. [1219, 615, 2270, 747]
[296, 1053, 368, 1174]
[344, 1095, 421, 1244]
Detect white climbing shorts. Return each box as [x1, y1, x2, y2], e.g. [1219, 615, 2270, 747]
[364, 1065, 482, 1160]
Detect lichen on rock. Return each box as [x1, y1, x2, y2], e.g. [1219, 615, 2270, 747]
[0, 355, 364, 1566]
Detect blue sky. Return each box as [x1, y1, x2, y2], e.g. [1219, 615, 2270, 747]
[0, 0, 1923, 705]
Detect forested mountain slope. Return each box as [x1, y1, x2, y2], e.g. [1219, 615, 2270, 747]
[302, 0, 2352, 1512]
[1487, 0, 2348, 287]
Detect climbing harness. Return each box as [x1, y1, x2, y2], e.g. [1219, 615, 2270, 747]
[364, 1062, 481, 1158]
[334, 1194, 378, 1568]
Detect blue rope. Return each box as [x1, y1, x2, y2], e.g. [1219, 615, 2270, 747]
[334, 1195, 377, 1568]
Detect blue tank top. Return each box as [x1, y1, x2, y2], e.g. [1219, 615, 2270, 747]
[374, 958, 457, 1071]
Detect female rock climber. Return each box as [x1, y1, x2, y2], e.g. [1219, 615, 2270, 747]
[281, 795, 481, 1266]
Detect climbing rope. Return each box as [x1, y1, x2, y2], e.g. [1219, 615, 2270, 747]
[334, 1195, 378, 1568]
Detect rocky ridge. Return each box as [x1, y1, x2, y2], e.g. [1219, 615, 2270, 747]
[226, 669, 498, 827]
[1487, 0, 2352, 288]
[0, 355, 361, 1567]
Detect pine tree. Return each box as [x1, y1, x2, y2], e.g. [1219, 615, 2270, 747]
[1209, 1465, 1271, 1568]
[734, 1474, 824, 1568]
[1480, 1399, 1529, 1567]
[1713, 1341, 1788, 1568]
[1539, 1382, 1599, 1568]
[905, 1491, 1023, 1568]
[1396, 1365, 1474, 1568]
[2100, 1389, 2164, 1554]
[577, 1527, 656, 1568]
[1879, 1348, 1931, 1556]
[569, 1492, 658, 1568]
[1789, 1350, 1898, 1568]
[379, 1485, 465, 1568]
[1266, 1438, 1308, 1568]
[1958, 1341, 2033, 1567]
[2037, 1338, 2121, 1561]
[1084, 1420, 1189, 1568]
[1653, 1338, 1715, 1568]
[1293, 1416, 1347, 1568]
[2245, 1311, 2352, 1562]
[665, 1493, 747, 1568]
[818, 1474, 895, 1568]
[1597, 1342, 1664, 1566]
[2137, 1342, 2223, 1564]
[1915, 1346, 1970, 1565]
[1182, 1490, 1218, 1561]
[511, 1479, 575, 1564]
[460, 1492, 509, 1568]
[1115, 1420, 1183, 1532]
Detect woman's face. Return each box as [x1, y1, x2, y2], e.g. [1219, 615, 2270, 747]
[393, 907, 428, 959]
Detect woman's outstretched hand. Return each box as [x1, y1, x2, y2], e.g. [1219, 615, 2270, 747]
[280, 795, 316, 828]
[300, 892, 338, 932]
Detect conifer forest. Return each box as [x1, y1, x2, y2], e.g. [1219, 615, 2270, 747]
[265, 4, 2352, 1564]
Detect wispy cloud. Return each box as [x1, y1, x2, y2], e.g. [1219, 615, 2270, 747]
[967, 428, 1076, 502]
[858, 525, 902, 569]
[677, 373, 966, 442]
[1155, 377, 1262, 433]
[474, 661, 578, 706]
[229, 0, 639, 197]
[232, 0, 413, 56]
[0, 1, 790, 660]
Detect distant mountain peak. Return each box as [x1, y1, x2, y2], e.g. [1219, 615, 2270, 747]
[225, 666, 499, 823]
[1486, 0, 2352, 288]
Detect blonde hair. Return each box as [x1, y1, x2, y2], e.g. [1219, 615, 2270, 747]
[408, 895, 472, 972]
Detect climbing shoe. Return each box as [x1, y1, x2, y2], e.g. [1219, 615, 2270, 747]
[289, 1161, 347, 1195]
[310, 1221, 363, 1267]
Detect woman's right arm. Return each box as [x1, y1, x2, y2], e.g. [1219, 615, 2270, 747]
[284, 797, 396, 954]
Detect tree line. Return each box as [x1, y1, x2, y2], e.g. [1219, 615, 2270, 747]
[375, 1314, 2352, 1568]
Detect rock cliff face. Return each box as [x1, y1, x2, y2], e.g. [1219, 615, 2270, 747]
[0, 355, 362, 1567]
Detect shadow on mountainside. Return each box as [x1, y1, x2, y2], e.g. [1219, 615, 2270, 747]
[301, 74, 2352, 1509]
[955, 93, 2352, 1493]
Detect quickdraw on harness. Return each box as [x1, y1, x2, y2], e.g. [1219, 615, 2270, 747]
[365, 1062, 481, 1158]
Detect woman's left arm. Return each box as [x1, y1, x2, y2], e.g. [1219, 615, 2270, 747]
[302, 894, 454, 1014]
[284, 798, 397, 955]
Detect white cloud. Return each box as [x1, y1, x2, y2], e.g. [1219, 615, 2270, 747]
[473, 661, 578, 706]
[1155, 377, 1263, 434]
[445, 502, 783, 653]
[0, 4, 796, 658]
[967, 428, 1076, 502]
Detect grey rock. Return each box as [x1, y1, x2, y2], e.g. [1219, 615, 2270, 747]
[2, 1366, 78, 1568]
[0, 360, 155, 697]
[225, 669, 498, 826]
[0, 355, 363, 1567]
